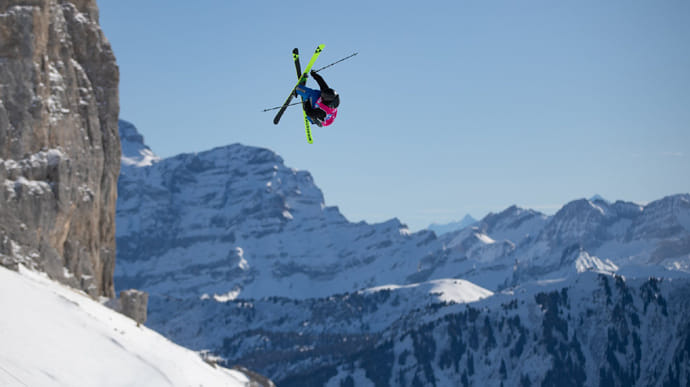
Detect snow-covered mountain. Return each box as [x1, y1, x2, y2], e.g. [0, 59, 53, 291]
[147, 278, 494, 381]
[116, 121, 451, 300]
[427, 214, 477, 236]
[294, 272, 690, 386]
[119, 119, 161, 167]
[0, 266, 257, 387]
[115, 120, 690, 384]
[440, 196, 690, 286]
[117, 121, 690, 300]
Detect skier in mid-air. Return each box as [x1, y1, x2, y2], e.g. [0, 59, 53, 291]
[295, 70, 339, 127]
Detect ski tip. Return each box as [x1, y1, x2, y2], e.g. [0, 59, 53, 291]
[292, 48, 299, 54]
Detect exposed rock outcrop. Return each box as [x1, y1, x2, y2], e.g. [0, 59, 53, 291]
[119, 289, 148, 325]
[0, 0, 120, 297]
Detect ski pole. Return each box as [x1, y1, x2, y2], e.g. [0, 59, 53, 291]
[313, 52, 358, 73]
[262, 100, 303, 112]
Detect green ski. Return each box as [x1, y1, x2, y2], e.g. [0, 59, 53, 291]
[303, 110, 313, 143]
[292, 48, 314, 144]
[273, 44, 325, 126]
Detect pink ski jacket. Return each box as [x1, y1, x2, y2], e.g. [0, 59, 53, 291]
[315, 98, 338, 127]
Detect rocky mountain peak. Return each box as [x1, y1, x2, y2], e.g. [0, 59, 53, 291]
[470, 205, 546, 248]
[118, 120, 160, 167]
[609, 200, 644, 218]
[119, 119, 146, 147]
[427, 214, 477, 236]
[481, 205, 540, 230]
[540, 199, 609, 245]
[632, 194, 690, 241]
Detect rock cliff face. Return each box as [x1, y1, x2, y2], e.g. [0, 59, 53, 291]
[0, 0, 119, 297]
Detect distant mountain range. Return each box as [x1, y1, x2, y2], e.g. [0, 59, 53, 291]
[427, 214, 477, 235]
[115, 120, 690, 385]
[425, 195, 610, 237]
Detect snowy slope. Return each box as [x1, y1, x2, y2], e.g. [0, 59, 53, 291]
[0, 266, 251, 387]
[363, 278, 492, 304]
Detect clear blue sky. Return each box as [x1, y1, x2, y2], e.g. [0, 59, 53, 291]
[99, 1, 690, 231]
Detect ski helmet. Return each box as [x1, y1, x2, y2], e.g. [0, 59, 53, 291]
[321, 88, 340, 108]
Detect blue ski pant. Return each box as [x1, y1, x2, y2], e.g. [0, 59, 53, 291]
[296, 85, 321, 107]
